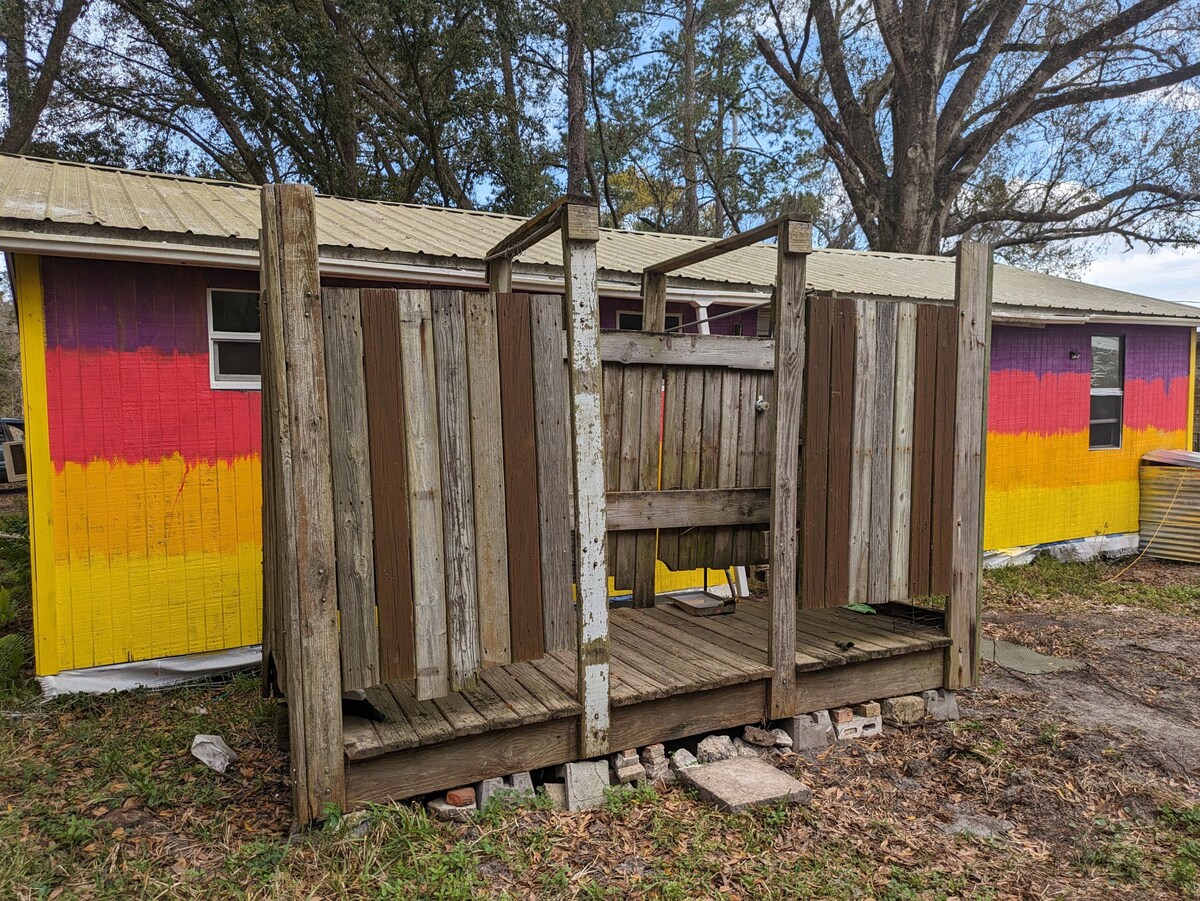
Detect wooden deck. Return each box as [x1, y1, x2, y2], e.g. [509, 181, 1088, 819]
[343, 599, 949, 803]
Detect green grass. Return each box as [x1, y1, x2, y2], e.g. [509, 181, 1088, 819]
[984, 555, 1200, 616]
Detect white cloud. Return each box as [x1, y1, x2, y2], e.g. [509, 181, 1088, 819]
[1082, 238, 1200, 308]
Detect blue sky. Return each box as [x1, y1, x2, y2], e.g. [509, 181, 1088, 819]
[1082, 238, 1200, 308]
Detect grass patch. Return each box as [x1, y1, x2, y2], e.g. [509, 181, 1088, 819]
[984, 556, 1200, 616]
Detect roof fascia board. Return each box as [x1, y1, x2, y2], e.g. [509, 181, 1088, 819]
[4, 224, 1196, 326]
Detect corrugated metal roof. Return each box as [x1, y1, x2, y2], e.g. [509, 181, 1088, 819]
[1142, 449, 1200, 469]
[2, 152, 1197, 321]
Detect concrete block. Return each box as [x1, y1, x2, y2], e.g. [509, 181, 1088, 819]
[677, 757, 811, 813]
[670, 748, 699, 772]
[613, 749, 639, 768]
[697, 735, 737, 763]
[834, 715, 882, 742]
[428, 797, 476, 822]
[782, 710, 835, 751]
[614, 762, 646, 784]
[542, 782, 567, 810]
[562, 760, 611, 811]
[742, 725, 776, 747]
[477, 773, 535, 808]
[853, 701, 881, 719]
[921, 689, 960, 722]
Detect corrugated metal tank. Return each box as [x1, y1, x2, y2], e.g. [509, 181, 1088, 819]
[1139, 450, 1200, 562]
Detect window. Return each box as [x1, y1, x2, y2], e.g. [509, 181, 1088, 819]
[617, 310, 684, 331]
[1089, 335, 1124, 449]
[208, 289, 261, 389]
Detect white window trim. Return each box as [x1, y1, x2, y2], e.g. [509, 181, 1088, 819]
[1088, 335, 1124, 451]
[207, 288, 262, 390]
[616, 309, 684, 331]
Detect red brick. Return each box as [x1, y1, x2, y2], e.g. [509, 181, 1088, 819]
[446, 787, 476, 807]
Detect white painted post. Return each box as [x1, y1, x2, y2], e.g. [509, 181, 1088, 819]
[561, 202, 611, 757]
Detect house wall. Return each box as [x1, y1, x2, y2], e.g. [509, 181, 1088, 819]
[985, 323, 1195, 550]
[18, 255, 263, 675]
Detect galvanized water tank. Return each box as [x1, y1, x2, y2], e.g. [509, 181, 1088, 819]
[1139, 450, 1200, 562]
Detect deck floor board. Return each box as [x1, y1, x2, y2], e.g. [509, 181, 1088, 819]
[345, 596, 950, 759]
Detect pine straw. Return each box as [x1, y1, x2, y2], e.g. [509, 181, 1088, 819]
[1, 561, 1198, 899]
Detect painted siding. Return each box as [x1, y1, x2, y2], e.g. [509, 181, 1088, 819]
[985, 323, 1193, 549]
[34, 256, 262, 673]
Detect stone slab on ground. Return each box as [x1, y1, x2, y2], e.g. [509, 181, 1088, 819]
[982, 638, 1083, 675]
[428, 797, 476, 822]
[677, 757, 811, 813]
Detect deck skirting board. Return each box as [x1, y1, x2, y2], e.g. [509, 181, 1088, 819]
[343, 649, 946, 804]
[793, 649, 943, 713]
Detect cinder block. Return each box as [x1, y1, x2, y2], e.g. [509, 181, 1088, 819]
[782, 710, 835, 751]
[834, 715, 882, 742]
[921, 689, 960, 721]
[560, 760, 611, 811]
[477, 772, 535, 808]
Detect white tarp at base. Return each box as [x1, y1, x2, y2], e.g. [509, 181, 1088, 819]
[983, 532, 1139, 570]
[39, 645, 261, 697]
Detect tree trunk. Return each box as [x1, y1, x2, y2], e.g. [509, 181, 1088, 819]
[680, 0, 699, 233]
[565, 0, 588, 196]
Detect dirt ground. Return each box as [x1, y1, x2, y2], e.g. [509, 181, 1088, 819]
[1, 556, 1198, 899]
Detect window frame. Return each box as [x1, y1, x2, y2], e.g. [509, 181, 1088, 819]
[616, 309, 684, 332]
[1088, 333, 1124, 451]
[207, 288, 262, 390]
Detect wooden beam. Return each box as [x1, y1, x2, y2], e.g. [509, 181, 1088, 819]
[486, 257, 512, 293]
[946, 241, 993, 690]
[606, 488, 770, 531]
[260, 184, 345, 826]
[642, 214, 812, 279]
[561, 203, 611, 758]
[767, 218, 811, 720]
[484, 195, 594, 263]
[600, 331, 775, 370]
[641, 270, 668, 333]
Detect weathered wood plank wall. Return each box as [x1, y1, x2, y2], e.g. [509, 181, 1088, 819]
[603, 294, 963, 611]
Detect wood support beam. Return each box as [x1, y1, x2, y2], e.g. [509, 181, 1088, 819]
[560, 202, 611, 757]
[260, 184, 345, 825]
[767, 218, 811, 720]
[641, 214, 812, 281]
[946, 240, 992, 690]
[486, 257, 512, 293]
[641, 270, 668, 332]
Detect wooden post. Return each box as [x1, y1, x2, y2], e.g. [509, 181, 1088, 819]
[487, 257, 513, 293]
[946, 240, 992, 690]
[260, 184, 346, 825]
[560, 201, 611, 757]
[641, 270, 668, 332]
[767, 218, 811, 720]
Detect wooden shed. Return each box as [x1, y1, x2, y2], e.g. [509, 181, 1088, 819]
[256, 185, 992, 823]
